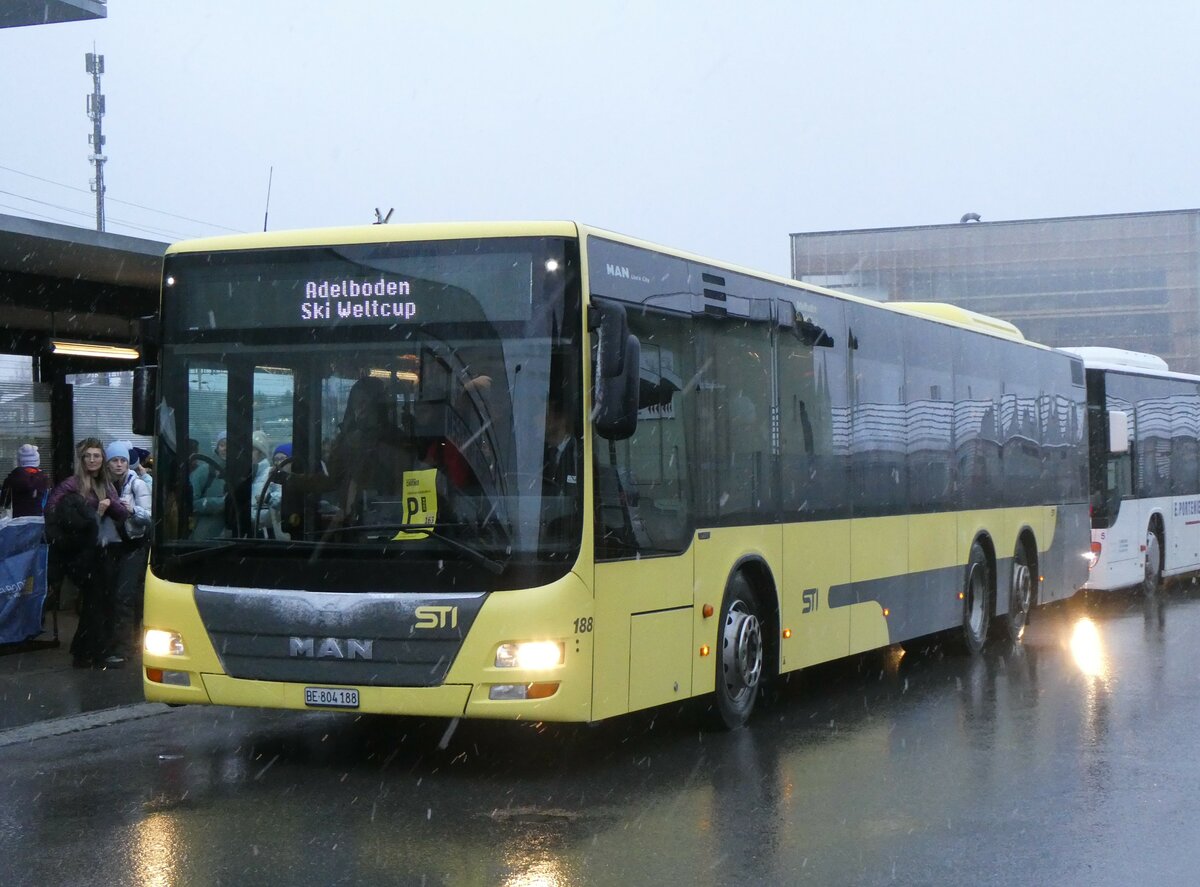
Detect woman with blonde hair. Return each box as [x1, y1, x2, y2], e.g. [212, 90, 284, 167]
[45, 437, 129, 668]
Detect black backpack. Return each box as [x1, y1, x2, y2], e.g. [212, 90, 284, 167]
[44, 492, 99, 550]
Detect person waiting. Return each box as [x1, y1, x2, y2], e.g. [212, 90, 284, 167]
[2, 444, 49, 517]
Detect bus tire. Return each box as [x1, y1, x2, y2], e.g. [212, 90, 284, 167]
[961, 541, 991, 654]
[1143, 527, 1163, 597]
[711, 572, 764, 730]
[1000, 541, 1035, 643]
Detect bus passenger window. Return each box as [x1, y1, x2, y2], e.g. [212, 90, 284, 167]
[594, 315, 693, 559]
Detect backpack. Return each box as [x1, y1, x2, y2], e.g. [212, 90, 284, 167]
[44, 492, 99, 550]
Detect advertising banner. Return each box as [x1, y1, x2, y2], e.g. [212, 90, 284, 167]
[0, 517, 48, 645]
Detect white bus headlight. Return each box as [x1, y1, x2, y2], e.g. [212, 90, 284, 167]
[494, 641, 564, 669]
[144, 629, 185, 657]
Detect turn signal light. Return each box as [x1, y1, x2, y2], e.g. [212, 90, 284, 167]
[145, 668, 190, 686]
[488, 682, 559, 700]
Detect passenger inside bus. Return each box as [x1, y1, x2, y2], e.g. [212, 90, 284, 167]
[331, 376, 420, 526]
[541, 393, 581, 543]
[281, 375, 418, 535]
[542, 394, 578, 496]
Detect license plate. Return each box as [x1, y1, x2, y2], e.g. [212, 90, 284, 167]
[304, 686, 359, 709]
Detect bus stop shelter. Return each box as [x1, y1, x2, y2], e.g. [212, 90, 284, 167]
[0, 212, 165, 479]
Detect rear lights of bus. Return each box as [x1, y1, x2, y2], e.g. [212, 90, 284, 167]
[1086, 542, 1102, 569]
[144, 629, 185, 657]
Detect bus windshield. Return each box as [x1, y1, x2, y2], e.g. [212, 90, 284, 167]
[151, 236, 583, 592]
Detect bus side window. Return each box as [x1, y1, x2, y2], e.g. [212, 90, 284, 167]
[593, 311, 692, 559]
[778, 295, 848, 521]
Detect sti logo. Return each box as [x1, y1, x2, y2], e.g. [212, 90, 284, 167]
[605, 263, 630, 279]
[415, 605, 459, 630]
[802, 587, 819, 613]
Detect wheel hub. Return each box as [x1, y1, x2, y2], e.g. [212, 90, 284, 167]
[1012, 564, 1031, 615]
[967, 564, 986, 636]
[722, 604, 763, 695]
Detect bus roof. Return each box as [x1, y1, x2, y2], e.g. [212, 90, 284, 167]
[888, 302, 1024, 341]
[164, 219, 1046, 349]
[164, 221, 582, 255]
[1059, 346, 1200, 382]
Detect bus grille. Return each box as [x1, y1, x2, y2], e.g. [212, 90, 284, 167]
[193, 585, 485, 687]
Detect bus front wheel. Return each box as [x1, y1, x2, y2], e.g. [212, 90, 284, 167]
[961, 542, 992, 654]
[711, 573, 763, 730]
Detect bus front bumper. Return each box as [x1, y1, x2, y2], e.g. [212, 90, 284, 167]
[143, 671, 590, 721]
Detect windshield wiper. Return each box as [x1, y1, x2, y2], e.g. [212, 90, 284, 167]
[165, 540, 263, 565]
[317, 523, 509, 576]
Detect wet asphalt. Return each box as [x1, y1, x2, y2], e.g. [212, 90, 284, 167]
[1, 585, 1198, 886]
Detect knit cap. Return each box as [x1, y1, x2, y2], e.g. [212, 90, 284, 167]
[105, 439, 132, 462]
[17, 444, 39, 468]
[273, 442, 292, 459]
[251, 431, 270, 457]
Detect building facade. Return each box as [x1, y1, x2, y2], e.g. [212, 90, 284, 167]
[790, 210, 1200, 375]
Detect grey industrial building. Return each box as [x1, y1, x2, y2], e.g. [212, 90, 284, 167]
[790, 210, 1200, 376]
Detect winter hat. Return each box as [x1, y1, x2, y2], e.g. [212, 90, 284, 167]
[251, 431, 270, 457]
[130, 446, 150, 467]
[214, 430, 227, 451]
[105, 439, 132, 463]
[273, 442, 292, 459]
[17, 444, 39, 468]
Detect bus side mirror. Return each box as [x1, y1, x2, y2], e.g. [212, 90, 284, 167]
[132, 365, 157, 436]
[592, 301, 629, 378]
[592, 302, 639, 440]
[596, 334, 640, 440]
[1108, 409, 1129, 454]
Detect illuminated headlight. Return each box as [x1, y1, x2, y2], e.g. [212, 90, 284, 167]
[144, 629, 185, 656]
[494, 641, 564, 669]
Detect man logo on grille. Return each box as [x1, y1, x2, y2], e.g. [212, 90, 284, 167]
[288, 637, 374, 659]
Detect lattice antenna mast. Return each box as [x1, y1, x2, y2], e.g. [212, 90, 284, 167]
[85, 50, 107, 232]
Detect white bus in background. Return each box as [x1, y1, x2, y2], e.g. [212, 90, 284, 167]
[1063, 347, 1200, 594]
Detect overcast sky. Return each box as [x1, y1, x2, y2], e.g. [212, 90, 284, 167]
[2, 1, 1198, 275]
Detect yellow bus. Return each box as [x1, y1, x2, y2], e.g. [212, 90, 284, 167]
[136, 222, 1090, 727]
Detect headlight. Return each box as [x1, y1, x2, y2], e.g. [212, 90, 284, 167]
[494, 641, 564, 669]
[144, 629, 185, 656]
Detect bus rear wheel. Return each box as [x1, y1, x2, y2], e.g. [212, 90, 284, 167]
[961, 542, 991, 654]
[711, 573, 763, 729]
[1000, 543, 1034, 643]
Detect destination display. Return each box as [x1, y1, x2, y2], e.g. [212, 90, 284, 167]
[165, 243, 537, 333]
[299, 276, 418, 322]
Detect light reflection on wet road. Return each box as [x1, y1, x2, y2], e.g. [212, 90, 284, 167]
[2, 586, 1198, 886]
